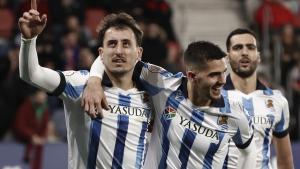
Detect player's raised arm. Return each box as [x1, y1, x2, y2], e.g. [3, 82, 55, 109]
[19, 0, 61, 93]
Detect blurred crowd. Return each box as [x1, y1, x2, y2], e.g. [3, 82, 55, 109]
[1, 0, 300, 149]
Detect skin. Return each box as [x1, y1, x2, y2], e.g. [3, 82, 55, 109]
[186, 58, 227, 106]
[99, 27, 142, 89]
[227, 33, 294, 169]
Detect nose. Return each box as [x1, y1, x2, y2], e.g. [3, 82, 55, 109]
[116, 43, 123, 54]
[241, 46, 248, 55]
[219, 72, 226, 85]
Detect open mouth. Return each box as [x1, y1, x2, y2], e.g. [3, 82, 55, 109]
[212, 86, 222, 95]
[239, 59, 250, 67]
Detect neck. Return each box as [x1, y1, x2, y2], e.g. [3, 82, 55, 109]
[230, 72, 257, 94]
[187, 80, 211, 106]
[106, 71, 135, 90]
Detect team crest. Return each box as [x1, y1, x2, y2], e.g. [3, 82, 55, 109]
[163, 106, 176, 120]
[217, 115, 228, 125]
[265, 99, 275, 111]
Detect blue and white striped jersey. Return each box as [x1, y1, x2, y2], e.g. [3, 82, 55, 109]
[223, 76, 290, 169]
[53, 70, 154, 169]
[134, 62, 254, 169]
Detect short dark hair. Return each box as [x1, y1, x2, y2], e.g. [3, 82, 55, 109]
[98, 12, 143, 47]
[184, 41, 226, 70]
[226, 28, 257, 51]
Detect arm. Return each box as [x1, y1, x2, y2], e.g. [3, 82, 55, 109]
[81, 56, 108, 118]
[231, 101, 256, 169]
[273, 135, 294, 169]
[236, 138, 256, 169]
[19, 37, 61, 92]
[273, 94, 294, 169]
[82, 57, 183, 117]
[19, 8, 61, 93]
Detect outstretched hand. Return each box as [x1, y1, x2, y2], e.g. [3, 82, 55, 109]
[18, 0, 47, 39]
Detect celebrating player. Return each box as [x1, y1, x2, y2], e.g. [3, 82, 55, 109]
[18, 1, 154, 168]
[83, 40, 256, 168]
[223, 28, 294, 169]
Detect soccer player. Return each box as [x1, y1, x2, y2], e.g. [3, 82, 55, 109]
[223, 28, 294, 169]
[18, 2, 154, 168]
[84, 41, 256, 168]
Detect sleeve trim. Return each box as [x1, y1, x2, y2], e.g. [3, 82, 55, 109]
[47, 71, 66, 96]
[273, 129, 289, 138]
[236, 133, 253, 149]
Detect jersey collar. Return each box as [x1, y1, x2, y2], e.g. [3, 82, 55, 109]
[223, 75, 267, 90]
[101, 72, 145, 91]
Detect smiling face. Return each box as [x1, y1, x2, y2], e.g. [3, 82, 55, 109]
[190, 58, 227, 102]
[228, 33, 260, 78]
[99, 27, 142, 76]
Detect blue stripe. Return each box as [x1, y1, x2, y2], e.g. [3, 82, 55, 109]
[135, 122, 148, 169]
[203, 132, 225, 169]
[222, 152, 229, 169]
[274, 111, 285, 132]
[263, 88, 273, 96]
[79, 70, 89, 75]
[87, 119, 102, 169]
[159, 91, 182, 169]
[111, 115, 129, 169]
[119, 94, 131, 107]
[190, 110, 204, 126]
[262, 128, 271, 168]
[242, 97, 254, 128]
[242, 97, 254, 116]
[178, 129, 196, 169]
[140, 79, 164, 96]
[64, 83, 84, 99]
[232, 128, 243, 148]
[220, 90, 231, 113]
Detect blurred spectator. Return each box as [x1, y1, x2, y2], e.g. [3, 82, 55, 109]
[143, 0, 176, 41]
[142, 21, 167, 66]
[0, 46, 32, 140]
[77, 47, 95, 70]
[288, 52, 300, 140]
[164, 41, 184, 73]
[280, 24, 299, 88]
[60, 30, 80, 70]
[13, 89, 50, 169]
[254, 0, 298, 31]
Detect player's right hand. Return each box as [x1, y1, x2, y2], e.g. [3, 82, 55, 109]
[18, 0, 47, 39]
[81, 77, 109, 119]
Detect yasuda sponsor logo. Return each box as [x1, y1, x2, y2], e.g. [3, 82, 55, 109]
[108, 104, 151, 119]
[180, 115, 219, 140]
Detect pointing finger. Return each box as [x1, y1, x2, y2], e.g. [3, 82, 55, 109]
[31, 0, 37, 10]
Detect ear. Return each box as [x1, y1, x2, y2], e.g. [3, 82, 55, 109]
[137, 47, 143, 61]
[257, 52, 261, 63]
[98, 47, 104, 60]
[225, 53, 229, 62]
[186, 71, 196, 80]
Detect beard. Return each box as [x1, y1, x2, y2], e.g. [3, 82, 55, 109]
[230, 60, 258, 78]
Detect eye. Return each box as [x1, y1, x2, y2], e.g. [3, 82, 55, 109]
[123, 41, 131, 48]
[247, 44, 256, 50]
[107, 40, 117, 47]
[232, 44, 242, 51]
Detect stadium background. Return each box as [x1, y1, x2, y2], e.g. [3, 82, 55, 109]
[0, 0, 299, 168]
